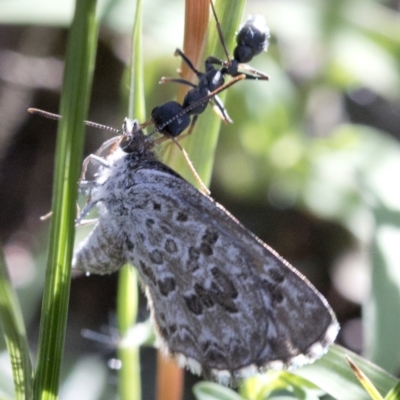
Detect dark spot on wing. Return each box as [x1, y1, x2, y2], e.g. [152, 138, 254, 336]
[176, 212, 188, 222]
[139, 260, 156, 285]
[188, 246, 200, 260]
[198, 228, 219, 256]
[194, 283, 215, 308]
[161, 225, 171, 235]
[206, 348, 226, 366]
[211, 282, 239, 313]
[202, 229, 219, 245]
[269, 268, 285, 283]
[200, 243, 213, 256]
[153, 202, 161, 211]
[187, 246, 200, 271]
[184, 294, 203, 315]
[169, 324, 177, 334]
[159, 325, 169, 340]
[211, 268, 238, 299]
[158, 277, 176, 296]
[125, 236, 135, 251]
[273, 290, 284, 303]
[261, 279, 284, 304]
[149, 249, 164, 264]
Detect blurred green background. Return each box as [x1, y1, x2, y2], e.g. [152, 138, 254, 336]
[0, 0, 400, 398]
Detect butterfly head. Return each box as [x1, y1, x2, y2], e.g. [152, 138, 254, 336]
[120, 118, 154, 154]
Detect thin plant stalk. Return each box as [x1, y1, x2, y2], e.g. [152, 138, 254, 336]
[116, 0, 144, 399]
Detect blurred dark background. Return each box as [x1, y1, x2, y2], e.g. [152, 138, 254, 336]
[1, 0, 400, 398]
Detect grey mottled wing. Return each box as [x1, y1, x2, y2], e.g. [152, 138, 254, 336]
[117, 167, 338, 383]
[73, 210, 127, 274]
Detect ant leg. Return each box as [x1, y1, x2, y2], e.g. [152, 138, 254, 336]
[169, 133, 210, 196]
[159, 77, 197, 88]
[212, 95, 232, 123]
[179, 115, 198, 139]
[154, 115, 198, 145]
[181, 74, 246, 117]
[205, 55, 227, 68]
[206, 56, 269, 80]
[174, 48, 202, 76]
[208, 0, 232, 64]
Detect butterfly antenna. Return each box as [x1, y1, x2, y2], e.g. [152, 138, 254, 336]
[28, 108, 122, 135]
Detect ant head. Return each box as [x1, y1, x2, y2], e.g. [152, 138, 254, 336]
[234, 15, 270, 63]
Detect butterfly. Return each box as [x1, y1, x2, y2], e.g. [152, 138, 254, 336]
[72, 118, 339, 386]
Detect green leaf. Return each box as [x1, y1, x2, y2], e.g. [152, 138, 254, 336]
[293, 345, 397, 400]
[32, 0, 99, 398]
[193, 381, 246, 400]
[0, 248, 33, 400]
[385, 379, 400, 400]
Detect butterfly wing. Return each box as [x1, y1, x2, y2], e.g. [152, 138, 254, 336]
[116, 166, 338, 383]
[73, 210, 127, 274]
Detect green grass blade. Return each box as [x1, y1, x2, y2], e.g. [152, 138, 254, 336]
[117, 267, 141, 400]
[346, 355, 384, 400]
[0, 247, 33, 400]
[165, 0, 246, 186]
[364, 216, 400, 374]
[128, 0, 145, 122]
[293, 345, 397, 400]
[385, 379, 400, 400]
[32, 0, 99, 398]
[117, 0, 144, 399]
[193, 381, 245, 400]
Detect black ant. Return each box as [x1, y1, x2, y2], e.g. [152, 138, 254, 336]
[27, 82, 238, 197]
[150, 0, 270, 139]
[28, 5, 270, 195]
